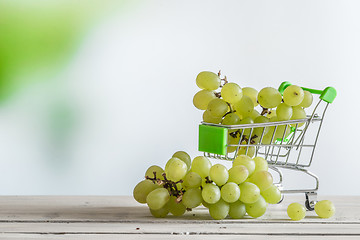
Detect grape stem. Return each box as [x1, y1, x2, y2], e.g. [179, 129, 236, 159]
[220, 76, 228, 87]
[228, 132, 258, 144]
[227, 103, 234, 113]
[215, 92, 222, 98]
[250, 135, 258, 144]
[218, 70, 228, 87]
[145, 172, 184, 198]
[261, 107, 269, 115]
[205, 176, 213, 184]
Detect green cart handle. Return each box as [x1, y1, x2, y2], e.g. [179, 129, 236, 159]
[278, 81, 337, 103]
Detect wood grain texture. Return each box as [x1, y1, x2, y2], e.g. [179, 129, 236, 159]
[0, 195, 359, 239]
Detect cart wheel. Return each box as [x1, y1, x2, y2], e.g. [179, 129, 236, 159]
[277, 193, 284, 204]
[305, 199, 314, 211]
[305, 192, 317, 211]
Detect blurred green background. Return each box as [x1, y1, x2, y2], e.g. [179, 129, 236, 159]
[0, 0, 357, 195]
[0, 0, 124, 101]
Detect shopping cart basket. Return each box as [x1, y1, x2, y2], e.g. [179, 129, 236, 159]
[198, 81, 336, 210]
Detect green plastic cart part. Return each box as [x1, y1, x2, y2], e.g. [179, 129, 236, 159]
[275, 126, 296, 144]
[198, 124, 228, 155]
[278, 81, 336, 103]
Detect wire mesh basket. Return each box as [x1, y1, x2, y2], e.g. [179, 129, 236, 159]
[198, 81, 336, 210]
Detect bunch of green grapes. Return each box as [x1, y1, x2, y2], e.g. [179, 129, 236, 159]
[134, 152, 283, 220]
[193, 70, 315, 152]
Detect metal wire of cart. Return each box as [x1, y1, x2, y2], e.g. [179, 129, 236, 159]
[198, 81, 336, 210]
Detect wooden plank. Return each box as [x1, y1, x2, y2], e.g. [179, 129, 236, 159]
[0, 222, 360, 235]
[1, 234, 360, 240]
[0, 196, 359, 223]
[0, 195, 359, 239]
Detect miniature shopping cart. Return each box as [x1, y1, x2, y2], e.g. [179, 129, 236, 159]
[198, 81, 336, 210]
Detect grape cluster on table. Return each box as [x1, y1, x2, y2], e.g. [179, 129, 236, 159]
[134, 151, 280, 219]
[133, 71, 335, 220]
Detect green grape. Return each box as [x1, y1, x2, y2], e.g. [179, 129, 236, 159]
[201, 199, 211, 208]
[261, 184, 281, 204]
[238, 145, 255, 158]
[314, 200, 335, 218]
[207, 98, 229, 117]
[145, 165, 164, 180]
[208, 199, 230, 220]
[146, 188, 170, 210]
[202, 184, 221, 204]
[276, 103, 293, 121]
[274, 125, 291, 141]
[182, 188, 203, 209]
[172, 151, 191, 171]
[203, 110, 222, 124]
[254, 115, 270, 125]
[267, 117, 291, 141]
[193, 90, 217, 110]
[183, 172, 202, 189]
[291, 106, 307, 127]
[221, 182, 241, 203]
[133, 179, 160, 204]
[202, 199, 211, 208]
[167, 196, 186, 216]
[258, 87, 282, 108]
[249, 109, 261, 119]
[287, 202, 306, 221]
[191, 156, 212, 178]
[233, 155, 256, 176]
[242, 87, 258, 107]
[266, 110, 276, 118]
[227, 134, 241, 153]
[252, 116, 270, 143]
[222, 112, 241, 125]
[239, 182, 260, 204]
[299, 90, 313, 108]
[165, 157, 188, 182]
[221, 82, 243, 103]
[261, 131, 274, 144]
[209, 164, 229, 186]
[239, 117, 254, 136]
[248, 171, 273, 192]
[228, 139, 254, 157]
[234, 95, 254, 118]
[283, 85, 304, 106]
[196, 71, 221, 90]
[245, 195, 267, 218]
[150, 205, 169, 218]
[228, 165, 249, 184]
[253, 156, 268, 173]
[229, 201, 246, 219]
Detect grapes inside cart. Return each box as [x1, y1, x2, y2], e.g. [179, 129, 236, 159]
[133, 70, 336, 220]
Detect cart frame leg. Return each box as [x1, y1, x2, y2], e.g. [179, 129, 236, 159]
[269, 165, 319, 210]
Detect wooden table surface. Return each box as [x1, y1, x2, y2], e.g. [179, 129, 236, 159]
[0, 195, 359, 239]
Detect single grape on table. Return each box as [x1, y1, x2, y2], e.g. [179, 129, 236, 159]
[315, 200, 335, 218]
[287, 202, 306, 221]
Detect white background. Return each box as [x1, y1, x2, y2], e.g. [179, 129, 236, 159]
[0, 0, 359, 195]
